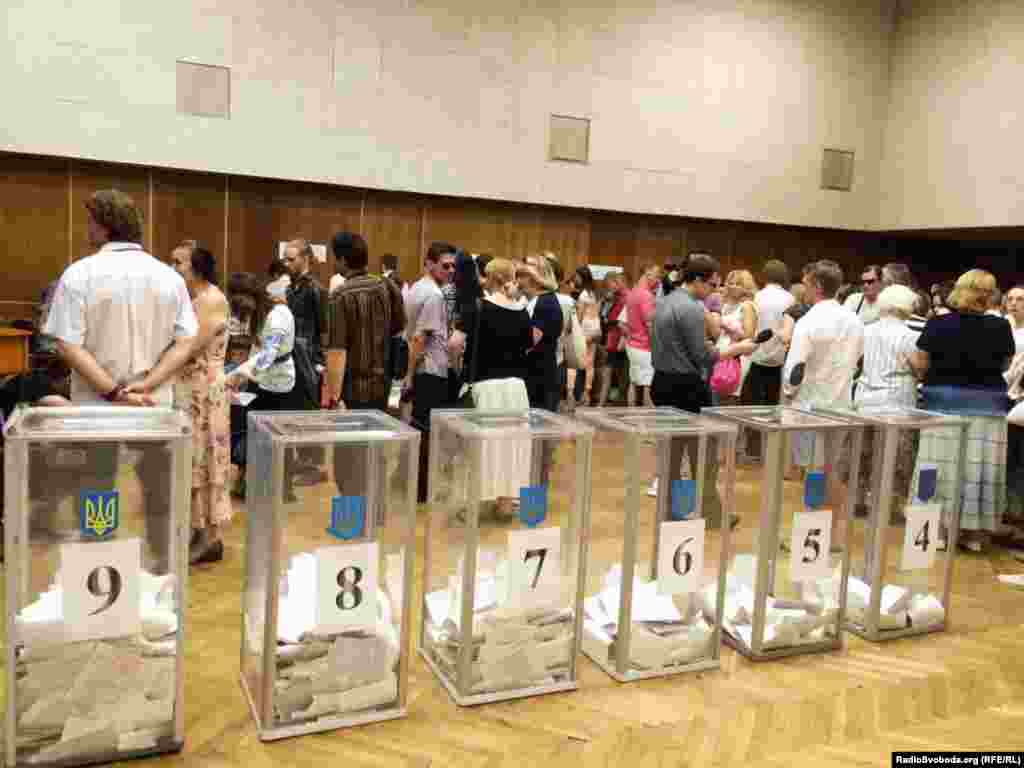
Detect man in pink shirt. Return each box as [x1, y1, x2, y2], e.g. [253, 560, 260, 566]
[625, 263, 662, 407]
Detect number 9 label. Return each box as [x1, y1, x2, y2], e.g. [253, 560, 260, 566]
[60, 538, 141, 642]
[315, 541, 378, 633]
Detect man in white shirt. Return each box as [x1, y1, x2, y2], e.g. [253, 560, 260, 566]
[843, 264, 883, 326]
[744, 260, 794, 459]
[44, 189, 198, 568]
[783, 259, 864, 548]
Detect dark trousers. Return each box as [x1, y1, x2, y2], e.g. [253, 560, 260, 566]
[333, 396, 390, 529]
[651, 370, 724, 528]
[741, 362, 783, 457]
[412, 373, 451, 503]
[240, 386, 304, 496]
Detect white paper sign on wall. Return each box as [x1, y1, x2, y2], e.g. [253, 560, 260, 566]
[900, 503, 941, 572]
[506, 527, 561, 611]
[788, 509, 832, 583]
[657, 518, 705, 596]
[315, 541, 379, 633]
[61, 538, 141, 642]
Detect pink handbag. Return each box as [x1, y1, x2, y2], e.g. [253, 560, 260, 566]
[710, 357, 741, 395]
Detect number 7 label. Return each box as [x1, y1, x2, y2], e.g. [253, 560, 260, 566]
[61, 538, 141, 642]
[507, 527, 561, 611]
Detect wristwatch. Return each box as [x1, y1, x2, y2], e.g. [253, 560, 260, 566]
[102, 384, 125, 402]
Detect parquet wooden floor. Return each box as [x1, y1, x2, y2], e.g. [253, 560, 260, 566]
[7, 433, 1024, 767]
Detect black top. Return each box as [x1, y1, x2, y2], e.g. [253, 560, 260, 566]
[525, 292, 564, 385]
[468, 300, 533, 383]
[917, 311, 1014, 390]
[286, 272, 325, 366]
[0, 372, 58, 423]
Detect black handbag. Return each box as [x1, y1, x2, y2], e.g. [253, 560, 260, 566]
[387, 335, 409, 381]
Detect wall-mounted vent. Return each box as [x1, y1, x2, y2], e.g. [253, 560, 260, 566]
[549, 114, 590, 164]
[821, 148, 855, 191]
[176, 61, 231, 119]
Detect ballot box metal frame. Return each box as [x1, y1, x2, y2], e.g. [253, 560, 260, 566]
[575, 407, 737, 682]
[239, 409, 420, 741]
[702, 406, 866, 661]
[818, 406, 968, 643]
[420, 408, 594, 706]
[3, 406, 192, 768]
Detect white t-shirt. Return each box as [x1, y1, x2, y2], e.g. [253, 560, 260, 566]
[45, 242, 198, 405]
[843, 292, 881, 326]
[751, 283, 794, 367]
[783, 299, 864, 410]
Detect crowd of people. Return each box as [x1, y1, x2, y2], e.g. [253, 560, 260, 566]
[8, 188, 1024, 570]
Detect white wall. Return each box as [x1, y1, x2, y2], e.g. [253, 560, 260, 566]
[878, 0, 1024, 229]
[1, 0, 894, 230]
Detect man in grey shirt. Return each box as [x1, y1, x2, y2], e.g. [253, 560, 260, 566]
[651, 254, 752, 528]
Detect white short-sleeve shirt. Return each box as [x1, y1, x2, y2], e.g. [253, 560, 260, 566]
[45, 242, 198, 405]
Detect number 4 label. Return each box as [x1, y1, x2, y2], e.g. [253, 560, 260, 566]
[901, 503, 941, 571]
[61, 538, 141, 643]
[658, 519, 705, 596]
[315, 541, 378, 633]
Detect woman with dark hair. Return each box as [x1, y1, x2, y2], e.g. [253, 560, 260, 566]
[133, 241, 231, 564]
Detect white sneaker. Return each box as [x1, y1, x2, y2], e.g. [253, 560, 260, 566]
[647, 478, 659, 497]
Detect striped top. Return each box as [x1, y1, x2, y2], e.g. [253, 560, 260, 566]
[855, 316, 921, 408]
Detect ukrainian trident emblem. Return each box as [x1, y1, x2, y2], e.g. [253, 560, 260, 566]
[671, 479, 696, 521]
[519, 485, 548, 528]
[327, 496, 366, 540]
[80, 491, 119, 538]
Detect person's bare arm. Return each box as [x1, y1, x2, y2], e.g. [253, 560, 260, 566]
[55, 340, 154, 406]
[325, 348, 347, 408]
[740, 301, 757, 340]
[910, 349, 930, 379]
[705, 310, 722, 341]
[132, 293, 225, 394]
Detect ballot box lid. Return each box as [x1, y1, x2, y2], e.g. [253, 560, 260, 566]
[702, 405, 861, 432]
[576, 407, 737, 437]
[4, 406, 191, 441]
[248, 408, 418, 444]
[432, 408, 594, 441]
[815, 405, 968, 429]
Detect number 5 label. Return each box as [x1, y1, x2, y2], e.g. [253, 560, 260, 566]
[901, 503, 941, 571]
[789, 509, 832, 583]
[507, 527, 561, 611]
[658, 519, 705, 596]
[315, 541, 378, 633]
[61, 538, 141, 642]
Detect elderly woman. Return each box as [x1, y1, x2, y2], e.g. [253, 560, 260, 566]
[911, 269, 1014, 553]
[850, 285, 921, 516]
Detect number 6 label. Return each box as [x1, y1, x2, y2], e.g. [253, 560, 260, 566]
[315, 541, 378, 633]
[658, 519, 705, 596]
[61, 538, 141, 642]
[901, 503, 941, 571]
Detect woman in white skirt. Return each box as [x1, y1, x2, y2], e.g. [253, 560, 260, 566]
[910, 269, 1015, 553]
[465, 258, 538, 519]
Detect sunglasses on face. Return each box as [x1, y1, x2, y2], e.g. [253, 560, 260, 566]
[437, 262, 455, 271]
[863, 277, 878, 285]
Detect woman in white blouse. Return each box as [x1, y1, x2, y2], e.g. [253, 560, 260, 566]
[226, 275, 301, 498]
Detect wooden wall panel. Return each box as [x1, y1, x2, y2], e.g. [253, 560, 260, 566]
[537, 208, 591, 274]
[0, 153, 70, 312]
[70, 160, 150, 260]
[362, 191, 424, 281]
[495, 204, 542, 262]
[422, 198, 500, 260]
[589, 212, 635, 277]
[151, 169, 227, 282]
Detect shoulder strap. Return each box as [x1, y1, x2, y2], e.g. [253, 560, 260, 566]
[856, 295, 865, 314]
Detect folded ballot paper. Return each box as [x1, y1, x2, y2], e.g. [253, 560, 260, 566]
[699, 554, 841, 651]
[13, 570, 178, 761]
[846, 577, 945, 632]
[582, 564, 712, 671]
[421, 553, 574, 695]
[272, 552, 401, 723]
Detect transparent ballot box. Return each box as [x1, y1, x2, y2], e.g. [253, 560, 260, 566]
[702, 406, 866, 660]
[823, 406, 968, 642]
[421, 409, 593, 706]
[2, 407, 192, 767]
[240, 410, 419, 740]
[574, 408, 737, 682]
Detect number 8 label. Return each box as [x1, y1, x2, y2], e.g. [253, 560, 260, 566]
[316, 542, 378, 632]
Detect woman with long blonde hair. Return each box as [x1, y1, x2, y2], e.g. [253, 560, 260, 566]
[716, 269, 758, 404]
